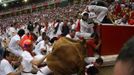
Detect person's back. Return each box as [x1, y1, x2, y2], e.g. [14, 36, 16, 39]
[8, 34, 22, 56]
[21, 50, 33, 74]
[0, 59, 14, 75]
[8, 29, 25, 56]
[20, 33, 33, 49]
[87, 0, 109, 22]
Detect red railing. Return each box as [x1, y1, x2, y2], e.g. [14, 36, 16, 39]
[100, 24, 134, 55]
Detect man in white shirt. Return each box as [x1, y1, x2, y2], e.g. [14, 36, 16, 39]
[76, 13, 94, 39]
[36, 36, 42, 44]
[69, 20, 76, 30]
[86, 57, 103, 75]
[20, 39, 37, 75]
[8, 25, 16, 38]
[21, 39, 48, 75]
[36, 32, 46, 44]
[0, 50, 23, 75]
[53, 19, 63, 38]
[34, 35, 52, 56]
[40, 21, 52, 37]
[88, 0, 108, 22]
[66, 30, 79, 40]
[8, 29, 25, 56]
[48, 22, 55, 39]
[21, 50, 34, 75]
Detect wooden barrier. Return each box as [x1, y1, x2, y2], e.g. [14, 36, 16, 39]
[100, 24, 134, 55]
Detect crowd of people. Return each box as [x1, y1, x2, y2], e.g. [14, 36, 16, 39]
[0, 3, 88, 38]
[113, 1, 134, 25]
[0, 0, 52, 14]
[0, 0, 134, 36]
[0, 0, 134, 75]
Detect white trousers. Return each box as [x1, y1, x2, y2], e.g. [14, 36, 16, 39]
[88, 5, 108, 22]
[84, 57, 96, 64]
[76, 32, 92, 39]
[37, 66, 52, 75]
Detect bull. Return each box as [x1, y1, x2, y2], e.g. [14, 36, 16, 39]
[46, 37, 86, 75]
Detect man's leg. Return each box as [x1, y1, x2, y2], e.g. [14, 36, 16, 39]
[37, 66, 52, 75]
[88, 5, 108, 22]
[96, 6, 108, 22]
[76, 32, 92, 39]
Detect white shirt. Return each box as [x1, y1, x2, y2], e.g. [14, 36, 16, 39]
[40, 26, 50, 35]
[21, 51, 33, 72]
[81, 11, 97, 19]
[77, 19, 94, 33]
[47, 23, 55, 39]
[36, 36, 42, 43]
[88, 11, 97, 19]
[34, 25, 39, 34]
[0, 59, 14, 75]
[40, 28, 45, 34]
[75, 19, 94, 39]
[34, 41, 45, 55]
[34, 41, 52, 55]
[66, 34, 79, 40]
[84, 57, 97, 68]
[8, 27, 16, 34]
[71, 24, 76, 30]
[8, 34, 22, 56]
[53, 22, 63, 37]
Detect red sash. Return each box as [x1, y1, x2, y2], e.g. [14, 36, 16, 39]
[76, 20, 80, 32]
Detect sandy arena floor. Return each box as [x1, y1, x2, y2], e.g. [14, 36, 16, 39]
[99, 66, 114, 75]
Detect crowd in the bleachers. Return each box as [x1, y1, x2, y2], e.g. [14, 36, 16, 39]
[0, 0, 134, 75]
[0, 0, 133, 36]
[0, 3, 88, 38]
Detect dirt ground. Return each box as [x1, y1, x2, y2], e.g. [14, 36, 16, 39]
[99, 66, 114, 75]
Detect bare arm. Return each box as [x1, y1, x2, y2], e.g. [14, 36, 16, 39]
[95, 40, 101, 50]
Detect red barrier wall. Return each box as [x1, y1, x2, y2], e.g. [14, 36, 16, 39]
[100, 25, 134, 55]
